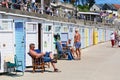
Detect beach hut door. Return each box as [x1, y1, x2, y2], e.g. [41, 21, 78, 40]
[14, 21, 25, 71]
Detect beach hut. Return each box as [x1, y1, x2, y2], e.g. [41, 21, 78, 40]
[0, 19, 14, 73]
[84, 27, 89, 47]
[80, 26, 86, 48]
[68, 23, 75, 46]
[93, 28, 98, 45]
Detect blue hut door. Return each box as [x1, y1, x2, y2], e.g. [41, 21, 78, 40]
[14, 21, 25, 71]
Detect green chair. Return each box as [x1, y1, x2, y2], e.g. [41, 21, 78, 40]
[6, 55, 24, 75]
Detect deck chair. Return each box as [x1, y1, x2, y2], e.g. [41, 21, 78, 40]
[34, 49, 51, 68]
[5, 54, 24, 75]
[55, 41, 74, 60]
[28, 52, 45, 73]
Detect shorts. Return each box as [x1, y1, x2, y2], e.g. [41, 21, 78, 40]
[75, 42, 81, 49]
[44, 52, 51, 57]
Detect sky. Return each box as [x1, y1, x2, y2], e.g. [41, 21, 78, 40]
[60, 0, 120, 4]
[95, 0, 120, 4]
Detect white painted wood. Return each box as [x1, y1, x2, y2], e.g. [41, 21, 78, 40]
[0, 19, 14, 73]
[42, 22, 54, 53]
[25, 22, 38, 66]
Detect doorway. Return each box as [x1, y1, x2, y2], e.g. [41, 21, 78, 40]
[38, 23, 42, 50]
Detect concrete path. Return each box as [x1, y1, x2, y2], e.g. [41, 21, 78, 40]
[1, 41, 120, 80]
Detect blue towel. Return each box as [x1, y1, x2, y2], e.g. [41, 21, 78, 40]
[34, 49, 41, 53]
[34, 49, 51, 62]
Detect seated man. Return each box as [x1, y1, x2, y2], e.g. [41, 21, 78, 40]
[29, 43, 59, 72]
[66, 39, 75, 58]
[56, 41, 74, 60]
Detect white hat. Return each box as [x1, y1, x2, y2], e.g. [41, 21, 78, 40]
[75, 28, 79, 31]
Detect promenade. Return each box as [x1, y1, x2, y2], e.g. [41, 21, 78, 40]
[1, 41, 120, 80]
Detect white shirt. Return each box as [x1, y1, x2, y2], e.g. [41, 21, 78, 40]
[110, 34, 115, 40]
[32, 0, 35, 3]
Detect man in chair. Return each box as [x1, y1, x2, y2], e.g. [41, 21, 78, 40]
[29, 43, 59, 72]
[56, 41, 74, 60]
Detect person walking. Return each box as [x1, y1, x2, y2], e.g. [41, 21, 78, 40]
[110, 32, 115, 47]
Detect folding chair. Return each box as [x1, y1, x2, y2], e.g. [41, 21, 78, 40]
[5, 54, 24, 75]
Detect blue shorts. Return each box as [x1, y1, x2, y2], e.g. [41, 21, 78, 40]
[44, 52, 51, 57]
[34, 49, 51, 62]
[75, 42, 81, 49]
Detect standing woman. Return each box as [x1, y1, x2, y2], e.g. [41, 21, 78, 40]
[74, 29, 81, 60]
[110, 32, 115, 47]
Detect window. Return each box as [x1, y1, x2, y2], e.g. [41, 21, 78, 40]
[69, 27, 73, 32]
[61, 26, 68, 32]
[61, 33, 68, 42]
[55, 26, 61, 32]
[0, 20, 13, 31]
[43, 25, 52, 32]
[48, 26, 52, 31]
[26, 23, 37, 32]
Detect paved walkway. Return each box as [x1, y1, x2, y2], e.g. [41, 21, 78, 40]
[1, 41, 120, 80]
